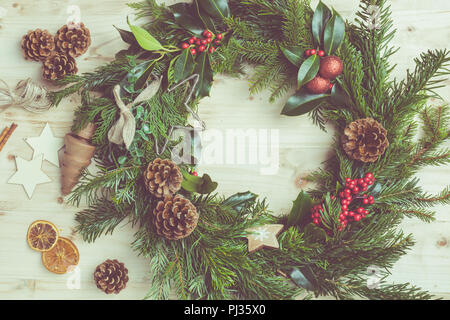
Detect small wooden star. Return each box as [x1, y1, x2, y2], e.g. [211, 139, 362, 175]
[25, 123, 64, 167]
[8, 155, 51, 199]
[246, 224, 284, 253]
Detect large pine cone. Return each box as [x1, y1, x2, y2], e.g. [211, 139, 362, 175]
[341, 118, 389, 162]
[94, 259, 129, 294]
[55, 23, 91, 57]
[144, 158, 182, 198]
[42, 52, 78, 81]
[153, 195, 199, 240]
[21, 29, 55, 61]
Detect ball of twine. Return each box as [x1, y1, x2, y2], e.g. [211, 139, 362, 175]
[0, 78, 51, 113]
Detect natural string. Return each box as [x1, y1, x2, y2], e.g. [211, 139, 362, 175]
[0, 78, 51, 113]
[153, 74, 206, 156]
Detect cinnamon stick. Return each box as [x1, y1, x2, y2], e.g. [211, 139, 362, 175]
[0, 127, 9, 144]
[0, 123, 18, 153]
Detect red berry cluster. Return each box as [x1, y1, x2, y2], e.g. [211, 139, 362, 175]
[181, 30, 223, 55]
[311, 172, 376, 229]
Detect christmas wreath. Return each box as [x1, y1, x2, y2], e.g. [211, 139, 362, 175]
[49, 0, 450, 299]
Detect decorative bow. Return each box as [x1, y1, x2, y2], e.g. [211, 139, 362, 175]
[0, 78, 50, 113]
[108, 77, 162, 149]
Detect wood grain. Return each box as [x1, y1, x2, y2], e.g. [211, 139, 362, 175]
[0, 0, 449, 299]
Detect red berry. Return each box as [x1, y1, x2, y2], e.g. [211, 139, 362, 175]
[305, 50, 311, 56]
[201, 39, 207, 45]
[330, 195, 335, 200]
[206, 31, 213, 38]
[357, 207, 364, 214]
[346, 178, 351, 183]
[352, 187, 359, 194]
[349, 211, 355, 217]
[314, 212, 320, 217]
[329, 83, 334, 90]
[362, 187, 367, 192]
[341, 204, 348, 211]
[368, 180, 374, 185]
[364, 210, 369, 215]
[343, 210, 348, 216]
[313, 218, 319, 225]
[192, 171, 198, 176]
[214, 40, 221, 45]
[216, 33, 223, 40]
[368, 195, 374, 201]
[310, 49, 317, 55]
[209, 46, 216, 53]
[206, 38, 212, 43]
[181, 43, 189, 49]
[188, 38, 195, 44]
[341, 199, 346, 205]
[190, 48, 197, 55]
[339, 192, 344, 198]
[362, 182, 368, 188]
[318, 50, 325, 57]
[369, 199, 375, 205]
[363, 199, 369, 205]
[199, 45, 206, 52]
[202, 30, 209, 36]
[366, 172, 373, 179]
[196, 40, 201, 45]
[344, 188, 351, 194]
[358, 179, 364, 185]
[354, 214, 362, 221]
[339, 214, 345, 220]
[346, 196, 352, 201]
[363, 194, 368, 198]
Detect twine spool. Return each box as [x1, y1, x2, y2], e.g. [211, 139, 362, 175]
[0, 78, 51, 113]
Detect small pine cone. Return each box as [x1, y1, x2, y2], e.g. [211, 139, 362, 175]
[144, 158, 182, 198]
[55, 23, 91, 57]
[341, 118, 389, 163]
[94, 259, 129, 294]
[21, 29, 55, 61]
[153, 195, 199, 240]
[42, 52, 78, 81]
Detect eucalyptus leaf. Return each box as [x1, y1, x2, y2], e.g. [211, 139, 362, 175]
[197, 0, 230, 19]
[280, 46, 304, 67]
[174, 49, 195, 82]
[297, 54, 320, 89]
[223, 191, 258, 213]
[323, 9, 345, 56]
[194, 51, 213, 98]
[286, 191, 313, 227]
[129, 24, 165, 51]
[281, 88, 330, 116]
[312, 0, 332, 47]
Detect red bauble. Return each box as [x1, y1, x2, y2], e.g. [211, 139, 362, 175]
[305, 75, 330, 94]
[319, 55, 343, 79]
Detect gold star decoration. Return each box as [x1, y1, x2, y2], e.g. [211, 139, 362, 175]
[246, 224, 284, 253]
[8, 154, 52, 199]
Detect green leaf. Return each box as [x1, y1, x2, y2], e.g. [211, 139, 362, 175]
[286, 191, 313, 227]
[181, 170, 218, 194]
[222, 191, 258, 213]
[303, 223, 328, 243]
[114, 26, 138, 45]
[174, 49, 195, 82]
[290, 267, 315, 291]
[171, 3, 205, 36]
[280, 46, 304, 67]
[117, 156, 127, 165]
[129, 24, 164, 51]
[328, 80, 350, 107]
[142, 123, 151, 134]
[120, 60, 152, 93]
[194, 51, 213, 98]
[323, 9, 345, 56]
[282, 88, 330, 117]
[194, 0, 217, 33]
[312, 0, 332, 47]
[197, 0, 230, 19]
[297, 54, 320, 89]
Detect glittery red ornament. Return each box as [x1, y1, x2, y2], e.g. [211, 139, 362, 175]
[319, 55, 343, 79]
[305, 75, 330, 94]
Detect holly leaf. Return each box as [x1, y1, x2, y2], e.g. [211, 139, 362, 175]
[303, 222, 328, 243]
[222, 191, 258, 214]
[286, 191, 313, 228]
[197, 0, 230, 19]
[323, 9, 345, 56]
[328, 80, 351, 107]
[129, 24, 165, 51]
[312, 0, 332, 47]
[280, 46, 304, 67]
[281, 88, 330, 116]
[194, 0, 217, 33]
[171, 3, 205, 36]
[174, 49, 195, 82]
[181, 170, 218, 194]
[114, 26, 138, 46]
[297, 54, 320, 89]
[194, 51, 213, 98]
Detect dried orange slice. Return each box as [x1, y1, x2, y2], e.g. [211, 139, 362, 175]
[27, 220, 59, 252]
[42, 237, 79, 274]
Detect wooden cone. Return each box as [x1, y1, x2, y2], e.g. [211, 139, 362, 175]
[61, 123, 96, 195]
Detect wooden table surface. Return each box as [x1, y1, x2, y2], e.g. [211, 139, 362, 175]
[0, 0, 449, 300]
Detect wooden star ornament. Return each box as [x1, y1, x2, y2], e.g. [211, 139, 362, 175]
[246, 224, 284, 253]
[8, 154, 52, 199]
[25, 123, 64, 167]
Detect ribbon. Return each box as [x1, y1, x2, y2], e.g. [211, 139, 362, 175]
[0, 78, 51, 113]
[108, 77, 162, 149]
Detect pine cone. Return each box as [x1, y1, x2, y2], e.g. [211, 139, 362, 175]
[21, 29, 55, 61]
[153, 195, 199, 240]
[341, 118, 389, 163]
[94, 259, 129, 294]
[144, 158, 182, 198]
[55, 23, 91, 57]
[42, 52, 78, 81]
